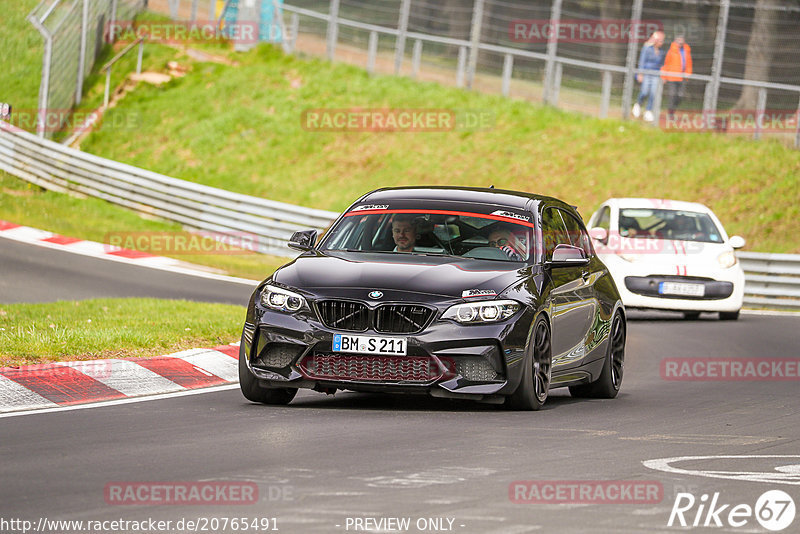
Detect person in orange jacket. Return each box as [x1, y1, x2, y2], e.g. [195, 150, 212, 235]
[661, 34, 693, 120]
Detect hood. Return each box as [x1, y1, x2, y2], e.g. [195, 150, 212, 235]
[272, 251, 527, 299]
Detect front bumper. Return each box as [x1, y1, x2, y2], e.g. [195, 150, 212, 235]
[242, 305, 533, 401]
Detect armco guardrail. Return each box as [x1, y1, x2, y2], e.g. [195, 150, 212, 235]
[738, 252, 800, 310]
[0, 121, 339, 257]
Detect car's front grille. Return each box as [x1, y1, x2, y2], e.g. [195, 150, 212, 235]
[298, 354, 442, 383]
[317, 300, 370, 331]
[375, 305, 434, 334]
[316, 300, 434, 333]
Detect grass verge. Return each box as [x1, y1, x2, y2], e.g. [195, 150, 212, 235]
[0, 298, 245, 367]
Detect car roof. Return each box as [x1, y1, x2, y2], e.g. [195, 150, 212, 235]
[358, 186, 571, 211]
[604, 197, 713, 213]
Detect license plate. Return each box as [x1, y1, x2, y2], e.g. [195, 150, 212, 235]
[333, 334, 407, 355]
[659, 282, 705, 297]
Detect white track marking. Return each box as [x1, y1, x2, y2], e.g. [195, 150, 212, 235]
[643, 455, 800, 485]
[0, 383, 240, 419]
[0, 375, 58, 413]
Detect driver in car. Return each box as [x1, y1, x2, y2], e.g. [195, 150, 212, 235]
[488, 225, 525, 261]
[392, 215, 418, 252]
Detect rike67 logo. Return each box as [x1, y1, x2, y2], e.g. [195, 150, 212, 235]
[668, 490, 796, 531]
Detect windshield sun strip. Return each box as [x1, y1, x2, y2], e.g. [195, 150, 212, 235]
[342, 208, 535, 228]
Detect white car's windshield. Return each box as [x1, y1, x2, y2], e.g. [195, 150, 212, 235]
[619, 208, 724, 243]
[322, 209, 534, 262]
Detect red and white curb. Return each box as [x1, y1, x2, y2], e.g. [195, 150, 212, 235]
[0, 220, 256, 285]
[0, 344, 241, 414]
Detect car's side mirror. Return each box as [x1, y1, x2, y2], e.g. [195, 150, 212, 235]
[549, 244, 590, 267]
[589, 227, 609, 244]
[729, 235, 745, 249]
[288, 229, 317, 252]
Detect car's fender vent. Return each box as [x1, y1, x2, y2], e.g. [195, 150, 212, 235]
[375, 305, 434, 334]
[298, 354, 442, 383]
[317, 300, 370, 331]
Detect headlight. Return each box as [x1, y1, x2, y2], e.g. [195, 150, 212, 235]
[718, 250, 737, 269]
[442, 300, 520, 324]
[260, 284, 307, 312]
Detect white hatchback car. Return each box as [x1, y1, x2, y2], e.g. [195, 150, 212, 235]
[587, 198, 745, 320]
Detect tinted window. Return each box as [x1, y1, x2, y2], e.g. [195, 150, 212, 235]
[542, 208, 570, 260]
[559, 209, 593, 257]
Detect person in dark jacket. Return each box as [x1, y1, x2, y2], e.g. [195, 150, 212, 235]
[632, 31, 666, 122]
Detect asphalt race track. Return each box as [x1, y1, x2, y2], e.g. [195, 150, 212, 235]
[1, 242, 799, 533]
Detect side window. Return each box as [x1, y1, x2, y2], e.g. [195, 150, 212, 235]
[595, 206, 610, 231]
[559, 209, 593, 257]
[541, 207, 570, 260]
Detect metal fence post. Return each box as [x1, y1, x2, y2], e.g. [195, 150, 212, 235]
[367, 30, 378, 74]
[28, 15, 52, 138]
[137, 39, 144, 74]
[754, 88, 767, 140]
[411, 40, 422, 79]
[456, 46, 467, 88]
[621, 0, 643, 119]
[111, 0, 119, 41]
[795, 96, 800, 149]
[704, 0, 730, 120]
[76, 0, 89, 105]
[326, 0, 340, 61]
[466, 0, 484, 89]
[600, 70, 612, 118]
[191, 0, 199, 21]
[501, 53, 513, 97]
[394, 0, 411, 75]
[288, 13, 299, 54]
[543, 0, 562, 105]
[210, 0, 216, 19]
[551, 62, 562, 107]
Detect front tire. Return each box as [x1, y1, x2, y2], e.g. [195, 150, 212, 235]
[239, 344, 298, 405]
[569, 311, 625, 399]
[682, 311, 700, 320]
[507, 318, 551, 411]
[719, 310, 740, 321]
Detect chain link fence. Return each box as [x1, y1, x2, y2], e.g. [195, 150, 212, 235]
[151, 0, 800, 145]
[27, 0, 145, 138]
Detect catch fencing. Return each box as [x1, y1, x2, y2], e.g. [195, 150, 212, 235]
[0, 121, 338, 257]
[27, 0, 146, 138]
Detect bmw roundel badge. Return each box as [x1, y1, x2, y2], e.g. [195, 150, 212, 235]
[368, 291, 383, 299]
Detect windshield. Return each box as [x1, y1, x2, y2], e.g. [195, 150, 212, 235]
[321, 209, 534, 262]
[619, 208, 724, 243]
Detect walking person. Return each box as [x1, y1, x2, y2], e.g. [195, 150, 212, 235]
[661, 34, 693, 121]
[632, 30, 666, 122]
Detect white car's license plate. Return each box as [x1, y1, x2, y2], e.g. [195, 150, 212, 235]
[333, 334, 407, 355]
[659, 282, 705, 297]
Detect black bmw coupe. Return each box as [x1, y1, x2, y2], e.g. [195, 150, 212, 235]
[239, 187, 626, 410]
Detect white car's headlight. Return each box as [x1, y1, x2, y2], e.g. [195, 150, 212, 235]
[260, 284, 307, 312]
[442, 300, 520, 324]
[718, 250, 737, 269]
